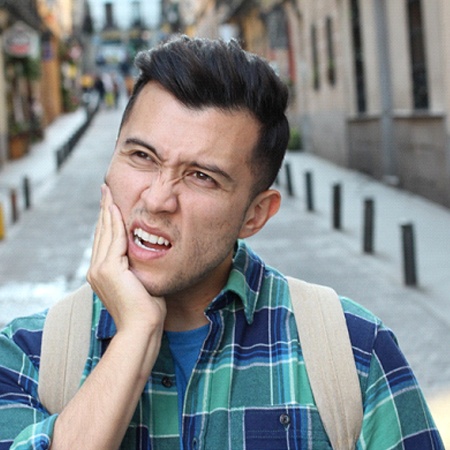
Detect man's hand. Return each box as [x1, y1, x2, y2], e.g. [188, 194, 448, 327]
[87, 184, 166, 332]
[52, 185, 166, 449]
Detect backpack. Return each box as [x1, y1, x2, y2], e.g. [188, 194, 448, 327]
[38, 278, 363, 449]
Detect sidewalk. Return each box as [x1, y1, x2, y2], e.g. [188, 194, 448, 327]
[0, 105, 120, 326]
[277, 151, 450, 327]
[0, 108, 88, 224]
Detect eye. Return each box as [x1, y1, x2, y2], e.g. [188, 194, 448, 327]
[188, 170, 217, 187]
[195, 171, 212, 181]
[132, 150, 153, 161]
[129, 150, 159, 168]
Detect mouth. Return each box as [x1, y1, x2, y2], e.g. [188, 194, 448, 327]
[133, 227, 172, 252]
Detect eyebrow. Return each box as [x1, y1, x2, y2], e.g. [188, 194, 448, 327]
[124, 137, 159, 156]
[124, 137, 234, 184]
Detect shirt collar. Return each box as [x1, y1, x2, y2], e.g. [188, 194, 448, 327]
[207, 240, 265, 325]
[96, 240, 265, 339]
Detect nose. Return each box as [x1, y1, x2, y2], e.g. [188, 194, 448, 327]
[140, 171, 179, 214]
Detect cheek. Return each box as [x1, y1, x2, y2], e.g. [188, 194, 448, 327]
[191, 201, 246, 236]
[107, 174, 139, 217]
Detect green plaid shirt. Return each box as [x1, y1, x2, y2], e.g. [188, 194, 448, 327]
[0, 241, 443, 449]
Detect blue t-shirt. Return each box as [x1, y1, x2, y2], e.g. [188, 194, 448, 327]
[166, 325, 209, 446]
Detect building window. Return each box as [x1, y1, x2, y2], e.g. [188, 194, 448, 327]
[350, 0, 366, 112]
[326, 17, 336, 85]
[311, 24, 320, 90]
[407, 0, 429, 109]
[267, 6, 288, 50]
[104, 2, 115, 29]
[132, 1, 142, 27]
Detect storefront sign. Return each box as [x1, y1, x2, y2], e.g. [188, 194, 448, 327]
[3, 21, 40, 58]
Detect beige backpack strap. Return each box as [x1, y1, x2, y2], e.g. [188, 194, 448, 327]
[38, 283, 93, 414]
[287, 276, 363, 449]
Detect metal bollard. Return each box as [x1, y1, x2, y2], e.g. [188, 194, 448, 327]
[23, 176, 31, 210]
[401, 222, 418, 286]
[363, 198, 375, 253]
[305, 171, 314, 212]
[63, 141, 71, 159]
[332, 183, 342, 230]
[285, 163, 294, 196]
[10, 189, 19, 223]
[56, 148, 63, 170]
[0, 203, 5, 240]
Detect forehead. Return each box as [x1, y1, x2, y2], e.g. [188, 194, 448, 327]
[119, 82, 261, 164]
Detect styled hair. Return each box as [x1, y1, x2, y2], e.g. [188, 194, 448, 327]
[121, 35, 290, 194]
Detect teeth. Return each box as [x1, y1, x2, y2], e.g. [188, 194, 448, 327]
[133, 228, 170, 247]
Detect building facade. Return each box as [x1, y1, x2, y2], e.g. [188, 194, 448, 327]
[0, 0, 92, 166]
[172, 0, 450, 208]
[88, 0, 160, 31]
[289, 0, 450, 208]
[0, 1, 45, 166]
[86, 0, 160, 71]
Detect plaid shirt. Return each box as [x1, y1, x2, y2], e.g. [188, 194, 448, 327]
[0, 241, 443, 449]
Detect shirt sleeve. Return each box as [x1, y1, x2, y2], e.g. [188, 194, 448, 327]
[0, 316, 57, 449]
[359, 325, 444, 449]
[5, 416, 58, 450]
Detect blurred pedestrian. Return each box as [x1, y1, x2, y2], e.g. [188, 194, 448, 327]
[80, 73, 94, 93]
[93, 73, 105, 106]
[112, 73, 121, 109]
[102, 72, 115, 109]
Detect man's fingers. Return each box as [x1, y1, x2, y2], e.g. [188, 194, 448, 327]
[91, 188, 105, 260]
[90, 184, 122, 275]
[97, 185, 117, 254]
[108, 202, 128, 262]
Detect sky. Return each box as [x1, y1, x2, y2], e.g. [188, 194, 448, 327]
[88, 0, 161, 29]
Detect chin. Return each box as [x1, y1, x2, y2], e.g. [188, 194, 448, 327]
[130, 268, 165, 297]
[143, 282, 167, 298]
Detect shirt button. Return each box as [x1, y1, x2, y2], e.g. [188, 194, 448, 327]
[279, 413, 291, 427]
[161, 376, 173, 388]
[192, 437, 198, 449]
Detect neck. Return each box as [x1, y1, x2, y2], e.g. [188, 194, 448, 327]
[164, 299, 209, 332]
[164, 256, 233, 332]
[163, 277, 219, 332]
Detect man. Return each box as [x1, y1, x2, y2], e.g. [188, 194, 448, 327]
[0, 36, 443, 449]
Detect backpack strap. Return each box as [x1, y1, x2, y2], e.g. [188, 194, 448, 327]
[287, 276, 363, 449]
[38, 282, 93, 415]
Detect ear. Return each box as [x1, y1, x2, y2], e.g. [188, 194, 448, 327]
[239, 189, 281, 239]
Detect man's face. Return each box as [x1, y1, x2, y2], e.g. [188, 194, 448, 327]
[105, 82, 264, 303]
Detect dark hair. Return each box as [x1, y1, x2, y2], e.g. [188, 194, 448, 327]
[121, 35, 289, 194]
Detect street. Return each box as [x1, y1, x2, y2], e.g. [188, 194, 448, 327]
[0, 106, 120, 326]
[0, 105, 449, 443]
